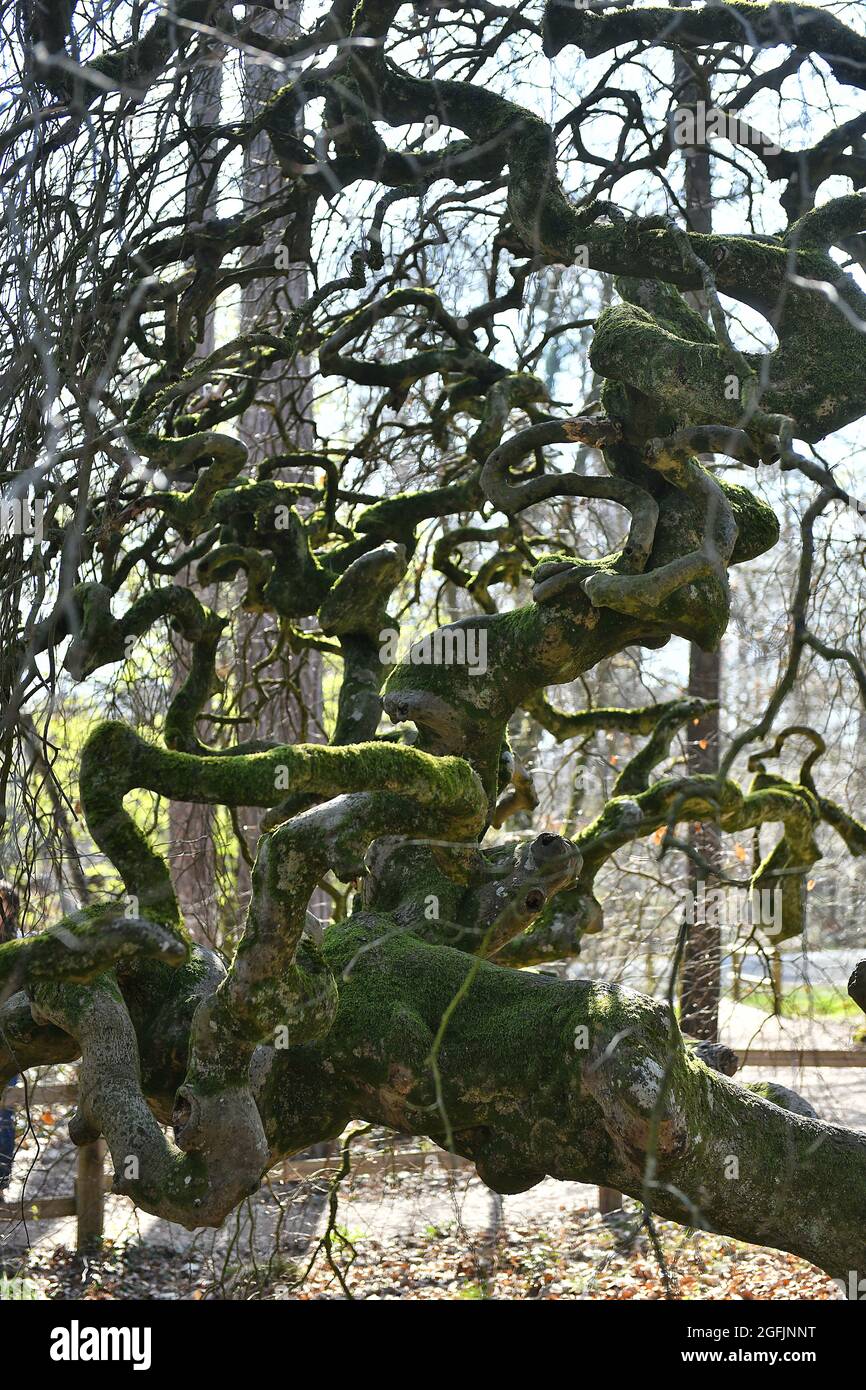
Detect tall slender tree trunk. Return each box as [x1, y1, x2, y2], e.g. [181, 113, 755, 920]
[233, 4, 324, 912]
[168, 30, 224, 944]
[672, 3, 723, 1040]
[231, 6, 336, 1222]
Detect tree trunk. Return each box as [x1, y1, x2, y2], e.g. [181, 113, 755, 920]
[672, 3, 723, 1041]
[167, 29, 224, 943]
[233, 2, 324, 914]
[680, 645, 722, 1039]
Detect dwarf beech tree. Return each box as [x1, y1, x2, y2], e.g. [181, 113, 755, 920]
[2, 1, 866, 1280]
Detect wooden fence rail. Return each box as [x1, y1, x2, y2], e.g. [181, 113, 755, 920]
[0, 1081, 105, 1249]
[734, 1048, 866, 1068]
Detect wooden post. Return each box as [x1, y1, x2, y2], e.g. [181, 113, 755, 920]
[75, 1138, 106, 1251]
[598, 1186, 623, 1215]
[731, 949, 742, 1002]
[771, 950, 783, 1016]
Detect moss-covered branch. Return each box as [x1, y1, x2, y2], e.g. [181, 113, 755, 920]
[0, 907, 185, 1002]
[79, 719, 487, 930]
[260, 915, 866, 1280]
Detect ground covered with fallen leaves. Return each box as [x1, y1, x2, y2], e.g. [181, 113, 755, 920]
[0, 1175, 843, 1301]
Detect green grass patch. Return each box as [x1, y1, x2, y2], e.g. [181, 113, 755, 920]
[736, 985, 861, 1019]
